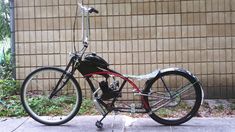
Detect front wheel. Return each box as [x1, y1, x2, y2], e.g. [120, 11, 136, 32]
[143, 69, 202, 125]
[21, 67, 82, 125]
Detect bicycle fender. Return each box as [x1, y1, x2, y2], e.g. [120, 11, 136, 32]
[145, 67, 204, 105]
[163, 68, 204, 105]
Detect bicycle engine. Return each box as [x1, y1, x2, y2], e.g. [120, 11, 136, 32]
[99, 80, 120, 100]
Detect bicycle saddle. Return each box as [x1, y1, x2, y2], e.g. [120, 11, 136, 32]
[123, 70, 159, 80]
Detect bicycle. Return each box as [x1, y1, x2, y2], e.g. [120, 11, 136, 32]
[20, 2, 204, 129]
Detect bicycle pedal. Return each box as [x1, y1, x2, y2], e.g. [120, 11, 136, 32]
[95, 121, 103, 129]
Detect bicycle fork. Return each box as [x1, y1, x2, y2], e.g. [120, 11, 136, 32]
[49, 58, 77, 99]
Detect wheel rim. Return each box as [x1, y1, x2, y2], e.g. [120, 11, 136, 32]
[148, 73, 197, 121]
[22, 69, 79, 124]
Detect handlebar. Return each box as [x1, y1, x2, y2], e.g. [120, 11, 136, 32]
[78, 3, 99, 14]
[73, 2, 98, 56]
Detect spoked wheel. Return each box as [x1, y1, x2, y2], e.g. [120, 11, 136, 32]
[143, 69, 202, 125]
[21, 67, 82, 125]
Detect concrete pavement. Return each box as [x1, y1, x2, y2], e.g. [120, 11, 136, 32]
[1, 116, 235, 132]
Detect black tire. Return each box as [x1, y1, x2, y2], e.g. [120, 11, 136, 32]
[21, 67, 82, 125]
[143, 69, 202, 125]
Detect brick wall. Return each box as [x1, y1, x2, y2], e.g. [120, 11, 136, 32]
[14, 0, 235, 99]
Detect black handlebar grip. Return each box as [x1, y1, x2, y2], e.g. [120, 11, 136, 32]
[88, 7, 99, 14]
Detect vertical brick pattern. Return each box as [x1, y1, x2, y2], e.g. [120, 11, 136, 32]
[14, 0, 235, 99]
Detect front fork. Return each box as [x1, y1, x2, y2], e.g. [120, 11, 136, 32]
[49, 56, 78, 99]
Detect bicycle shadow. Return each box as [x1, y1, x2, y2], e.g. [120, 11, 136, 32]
[13, 116, 234, 132]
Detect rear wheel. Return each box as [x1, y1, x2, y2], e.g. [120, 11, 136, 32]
[143, 70, 202, 125]
[21, 67, 82, 125]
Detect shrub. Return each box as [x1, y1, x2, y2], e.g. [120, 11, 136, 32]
[0, 48, 13, 80]
[0, 79, 20, 98]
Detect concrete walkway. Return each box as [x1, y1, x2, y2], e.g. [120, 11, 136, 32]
[1, 116, 235, 132]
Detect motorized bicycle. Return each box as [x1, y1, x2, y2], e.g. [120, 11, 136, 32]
[21, 1, 204, 129]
